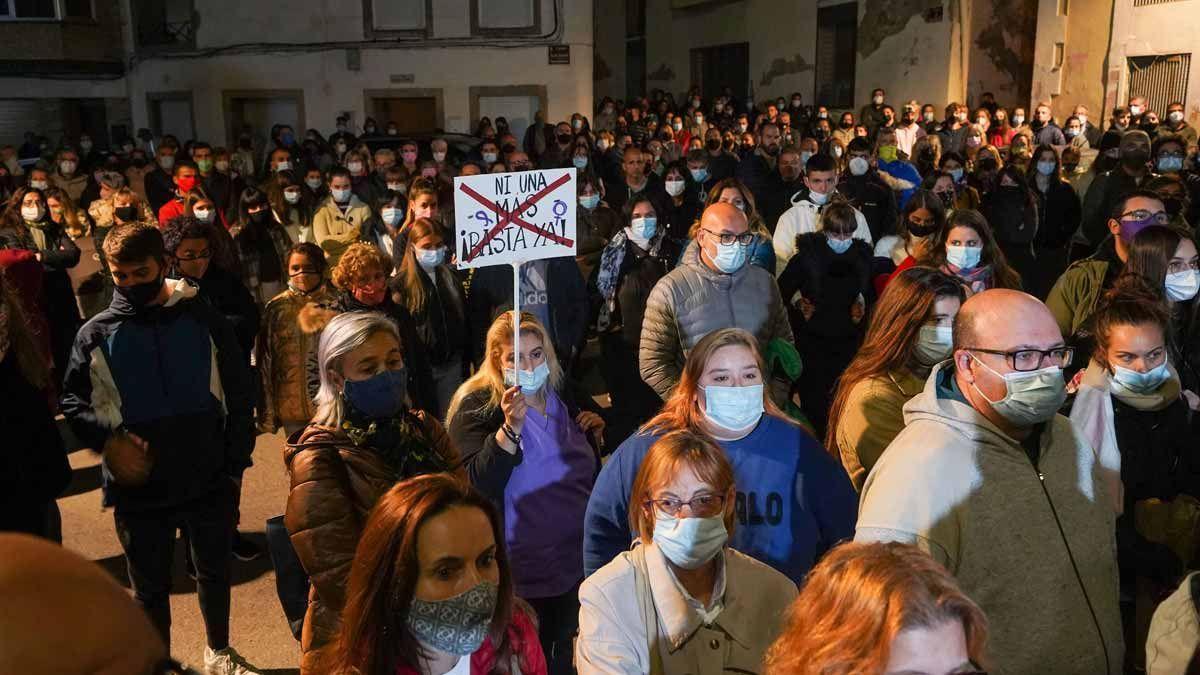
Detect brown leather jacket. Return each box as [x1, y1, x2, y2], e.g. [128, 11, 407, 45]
[256, 286, 335, 433]
[283, 413, 463, 674]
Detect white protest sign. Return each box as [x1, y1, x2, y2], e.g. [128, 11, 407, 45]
[453, 167, 577, 269]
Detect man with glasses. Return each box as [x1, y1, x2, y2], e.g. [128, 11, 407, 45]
[856, 288, 1123, 674]
[1048, 189, 1168, 341]
[1081, 130, 1158, 248]
[640, 202, 792, 398]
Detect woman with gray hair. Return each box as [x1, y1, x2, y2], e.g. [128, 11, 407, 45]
[282, 310, 462, 674]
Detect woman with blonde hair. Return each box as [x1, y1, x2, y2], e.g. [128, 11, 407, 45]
[764, 541, 989, 675]
[577, 430, 797, 673]
[446, 310, 604, 674]
[583, 327, 857, 584]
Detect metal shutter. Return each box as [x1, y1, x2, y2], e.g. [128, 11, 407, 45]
[1127, 53, 1191, 112]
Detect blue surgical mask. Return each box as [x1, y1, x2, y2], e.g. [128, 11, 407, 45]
[709, 239, 749, 273]
[580, 193, 600, 210]
[1036, 161, 1056, 176]
[1159, 156, 1184, 172]
[381, 207, 402, 226]
[949, 167, 964, 183]
[504, 361, 550, 395]
[1111, 362, 1171, 395]
[915, 325, 954, 366]
[414, 246, 445, 270]
[342, 368, 408, 419]
[827, 236, 853, 254]
[573, 155, 589, 169]
[701, 383, 764, 431]
[969, 356, 1067, 427]
[630, 215, 657, 240]
[331, 188, 351, 203]
[653, 512, 728, 570]
[690, 167, 709, 183]
[946, 244, 982, 270]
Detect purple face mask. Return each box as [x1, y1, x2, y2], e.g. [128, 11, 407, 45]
[1119, 214, 1158, 242]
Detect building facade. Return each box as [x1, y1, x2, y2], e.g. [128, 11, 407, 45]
[594, 0, 1039, 116]
[0, 0, 592, 149]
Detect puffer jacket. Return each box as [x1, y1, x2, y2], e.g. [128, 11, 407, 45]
[256, 283, 335, 433]
[87, 197, 158, 228]
[639, 243, 793, 397]
[51, 172, 88, 202]
[283, 416, 461, 674]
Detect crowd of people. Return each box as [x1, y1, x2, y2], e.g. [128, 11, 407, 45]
[2, 83, 1200, 675]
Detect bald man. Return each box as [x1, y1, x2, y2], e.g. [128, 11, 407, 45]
[639, 201, 793, 397]
[855, 289, 1122, 674]
[0, 533, 177, 674]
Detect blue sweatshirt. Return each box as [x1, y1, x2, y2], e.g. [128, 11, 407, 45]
[582, 414, 857, 583]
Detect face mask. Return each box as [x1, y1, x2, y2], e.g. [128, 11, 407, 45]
[849, 156, 870, 176]
[557, 134, 573, 145]
[579, 193, 600, 210]
[702, 383, 763, 430]
[1012, 116, 1025, 126]
[30, 179, 48, 190]
[387, 129, 398, 136]
[114, 205, 138, 222]
[949, 167, 964, 183]
[689, 167, 708, 183]
[421, 168, 438, 179]
[596, 140, 610, 152]
[332, 188, 351, 203]
[381, 207, 402, 226]
[916, 325, 954, 366]
[415, 246, 445, 270]
[1167, 111, 1184, 125]
[976, 118, 989, 128]
[800, 151, 813, 166]
[335, 142, 348, 155]
[946, 244, 982, 270]
[738, 123, 748, 133]
[833, 145, 844, 158]
[923, 112, 935, 122]
[936, 190, 955, 208]
[1074, 114, 1087, 126]
[80, 140, 93, 152]
[809, 189, 829, 206]
[873, 95, 884, 105]
[1158, 156, 1184, 172]
[481, 150, 499, 164]
[193, 208, 213, 223]
[407, 580, 498, 656]
[431, 150, 447, 162]
[283, 188, 301, 204]
[827, 236, 853, 254]
[364, 126, 377, 134]
[21, 204, 43, 221]
[59, 160, 77, 175]
[708, 238, 749, 273]
[192, 157, 212, 173]
[818, 111, 828, 119]
[158, 155, 175, 170]
[1166, 270, 1200, 302]
[347, 161, 364, 173]
[302, 177, 321, 190]
[114, 275, 164, 310]
[970, 356, 1067, 427]
[248, 210, 268, 225]
[660, 178, 686, 197]
[653, 511, 728, 569]
[175, 176, 197, 194]
[504, 361, 551, 395]
[629, 215, 657, 241]
[1036, 161, 1056, 176]
[1110, 361, 1171, 395]
[274, 160, 291, 172]
[878, 145, 898, 163]
[1118, 213, 1158, 242]
[342, 367, 408, 419]
[572, 155, 589, 169]
[673, 122, 683, 132]
[1130, 105, 1143, 116]
[1065, 128, 1080, 138]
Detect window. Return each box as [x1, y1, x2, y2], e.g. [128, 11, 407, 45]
[471, 0, 541, 36]
[1127, 53, 1191, 114]
[0, 0, 92, 20]
[364, 0, 429, 38]
[625, 0, 645, 100]
[133, 0, 194, 51]
[1053, 42, 1064, 70]
[814, 2, 858, 109]
[1057, 0, 1068, 15]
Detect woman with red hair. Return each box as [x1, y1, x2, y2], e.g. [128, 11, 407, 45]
[765, 542, 990, 675]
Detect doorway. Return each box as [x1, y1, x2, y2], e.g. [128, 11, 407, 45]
[147, 91, 195, 143]
[470, 85, 547, 145]
[690, 42, 749, 101]
[364, 89, 444, 134]
[223, 90, 305, 149]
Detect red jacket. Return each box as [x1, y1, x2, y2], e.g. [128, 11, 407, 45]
[875, 254, 917, 296]
[158, 199, 184, 228]
[396, 608, 546, 675]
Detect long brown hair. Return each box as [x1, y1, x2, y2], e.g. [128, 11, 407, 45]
[919, 208, 1022, 290]
[641, 327, 791, 435]
[0, 268, 50, 390]
[44, 187, 88, 239]
[824, 268, 965, 450]
[394, 217, 441, 317]
[764, 542, 989, 675]
[334, 474, 517, 675]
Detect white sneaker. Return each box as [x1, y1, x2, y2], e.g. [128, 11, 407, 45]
[203, 646, 262, 675]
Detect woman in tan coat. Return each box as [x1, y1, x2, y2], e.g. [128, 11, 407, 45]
[283, 311, 463, 674]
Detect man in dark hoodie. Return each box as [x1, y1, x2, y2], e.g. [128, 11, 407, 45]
[60, 223, 259, 674]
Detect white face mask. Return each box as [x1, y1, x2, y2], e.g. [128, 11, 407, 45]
[331, 188, 351, 202]
[1130, 105, 1143, 116]
[386, 182, 405, 192]
[969, 356, 1067, 427]
[275, 160, 291, 172]
[653, 511, 728, 570]
[1169, 111, 1184, 124]
[915, 325, 954, 366]
[30, 179, 48, 190]
[433, 151, 446, 162]
[1076, 114, 1088, 126]
[415, 246, 446, 269]
[664, 179, 685, 196]
[305, 177, 322, 190]
[808, 188, 829, 205]
[284, 189, 301, 204]
[59, 160, 77, 175]
[849, 156, 870, 176]
[1166, 270, 1200, 302]
[21, 204, 43, 222]
[381, 207, 402, 225]
[347, 161, 363, 173]
[193, 208, 214, 223]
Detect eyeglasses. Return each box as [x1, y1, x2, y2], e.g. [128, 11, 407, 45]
[645, 493, 728, 518]
[176, 249, 211, 261]
[967, 347, 1074, 372]
[702, 228, 755, 246]
[1168, 259, 1200, 275]
[1119, 210, 1171, 225]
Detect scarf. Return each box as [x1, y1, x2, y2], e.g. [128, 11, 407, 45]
[943, 262, 992, 295]
[26, 220, 48, 252]
[340, 406, 450, 480]
[595, 229, 663, 331]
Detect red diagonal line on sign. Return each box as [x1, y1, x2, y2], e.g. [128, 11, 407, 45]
[461, 173, 574, 262]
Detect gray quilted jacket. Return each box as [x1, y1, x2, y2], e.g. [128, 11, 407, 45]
[638, 243, 794, 397]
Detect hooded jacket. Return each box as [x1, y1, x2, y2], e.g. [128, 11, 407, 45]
[772, 195, 873, 276]
[856, 363, 1123, 674]
[257, 283, 335, 433]
[61, 278, 255, 513]
[638, 243, 793, 398]
[312, 194, 371, 268]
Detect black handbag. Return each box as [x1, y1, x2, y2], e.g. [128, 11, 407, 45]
[265, 514, 308, 640]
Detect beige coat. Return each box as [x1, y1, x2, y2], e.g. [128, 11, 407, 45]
[312, 195, 370, 268]
[576, 542, 796, 675]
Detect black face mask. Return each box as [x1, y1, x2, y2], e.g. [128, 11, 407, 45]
[115, 275, 164, 310]
[502, 144, 516, 155]
[841, 121, 853, 129]
[705, 139, 721, 151]
[249, 210, 268, 225]
[1122, 149, 1150, 169]
[1164, 197, 1187, 218]
[114, 205, 138, 222]
[907, 219, 940, 237]
[131, 157, 147, 168]
[557, 134, 573, 144]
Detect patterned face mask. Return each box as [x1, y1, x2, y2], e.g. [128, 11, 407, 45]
[406, 581, 498, 656]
